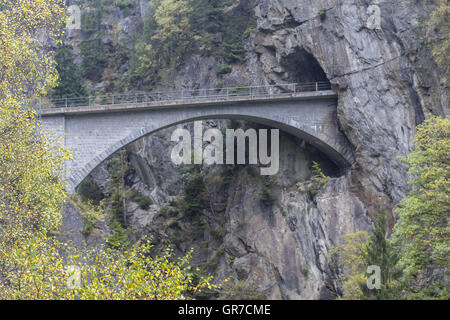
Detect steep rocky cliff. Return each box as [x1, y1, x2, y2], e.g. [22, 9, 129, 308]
[61, 0, 448, 299]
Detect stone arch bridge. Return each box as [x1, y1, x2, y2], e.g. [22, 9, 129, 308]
[38, 82, 354, 193]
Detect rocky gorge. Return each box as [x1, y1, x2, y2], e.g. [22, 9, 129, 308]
[60, 0, 448, 299]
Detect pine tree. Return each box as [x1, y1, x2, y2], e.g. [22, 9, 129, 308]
[360, 207, 401, 299]
[51, 45, 88, 99]
[188, 0, 224, 51]
[151, 0, 193, 66]
[182, 166, 206, 218]
[79, 8, 109, 82]
[393, 116, 449, 299]
[424, 0, 450, 86]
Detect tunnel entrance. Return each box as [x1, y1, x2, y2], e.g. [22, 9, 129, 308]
[281, 48, 328, 84]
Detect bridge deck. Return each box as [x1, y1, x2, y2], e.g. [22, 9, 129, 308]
[40, 90, 337, 116]
[38, 82, 336, 116]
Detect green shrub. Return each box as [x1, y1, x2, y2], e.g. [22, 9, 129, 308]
[128, 189, 152, 210]
[51, 45, 88, 99]
[114, 0, 134, 14]
[301, 265, 309, 279]
[77, 176, 103, 205]
[220, 280, 266, 300]
[257, 176, 277, 206]
[211, 227, 226, 240]
[310, 161, 329, 191]
[216, 64, 232, 75]
[215, 246, 226, 255]
[318, 8, 327, 20]
[106, 218, 130, 250]
[79, 8, 110, 82]
[71, 195, 105, 237]
[160, 206, 178, 217]
[181, 169, 206, 217]
[243, 26, 257, 39]
[221, 8, 254, 64]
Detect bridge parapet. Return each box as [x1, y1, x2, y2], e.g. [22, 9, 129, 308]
[37, 82, 332, 112]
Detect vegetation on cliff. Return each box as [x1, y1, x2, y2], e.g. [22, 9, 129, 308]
[0, 0, 215, 300]
[332, 117, 449, 300]
[51, 0, 256, 95]
[424, 0, 450, 86]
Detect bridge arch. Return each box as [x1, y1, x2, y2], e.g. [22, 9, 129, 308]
[39, 90, 354, 193]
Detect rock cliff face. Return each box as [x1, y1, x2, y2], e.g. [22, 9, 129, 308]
[61, 0, 448, 299]
[252, 0, 447, 215]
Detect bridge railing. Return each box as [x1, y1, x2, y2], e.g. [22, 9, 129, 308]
[38, 81, 332, 110]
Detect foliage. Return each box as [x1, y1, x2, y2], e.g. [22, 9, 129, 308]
[95, 150, 134, 250]
[216, 64, 232, 76]
[105, 218, 131, 250]
[151, 0, 193, 67]
[220, 165, 235, 189]
[0, 104, 70, 235]
[360, 208, 402, 300]
[160, 206, 179, 217]
[181, 167, 206, 217]
[328, 231, 370, 299]
[306, 161, 329, 197]
[220, 6, 254, 64]
[0, 236, 215, 300]
[0, 1, 216, 300]
[104, 150, 130, 222]
[54, 1, 257, 90]
[257, 175, 277, 206]
[329, 209, 402, 300]
[187, 0, 255, 62]
[311, 161, 328, 189]
[71, 195, 105, 236]
[0, 0, 68, 241]
[424, 0, 450, 86]
[220, 280, 266, 300]
[77, 175, 103, 205]
[51, 45, 88, 98]
[128, 40, 158, 87]
[127, 0, 255, 89]
[128, 189, 152, 210]
[0, 0, 69, 298]
[0, 0, 65, 99]
[127, 1, 159, 87]
[318, 8, 327, 20]
[188, 0, 223, 51]
[242, 25, 257, 39]
[393, 116, 449, 297]
[301, 265, 309, 279]
[78, 243, 216, 300]
[330, 117, 449, 300]
[79, 7, 110, 82]
[113, 0, 134, 14]
[128, 0, 193, 87]
[0, 233, 78, 299]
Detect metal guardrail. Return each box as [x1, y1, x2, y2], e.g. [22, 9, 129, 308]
[38, 82, 332, 110]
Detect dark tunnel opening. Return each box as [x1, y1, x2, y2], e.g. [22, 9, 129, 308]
[282, 48, 329, 84]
